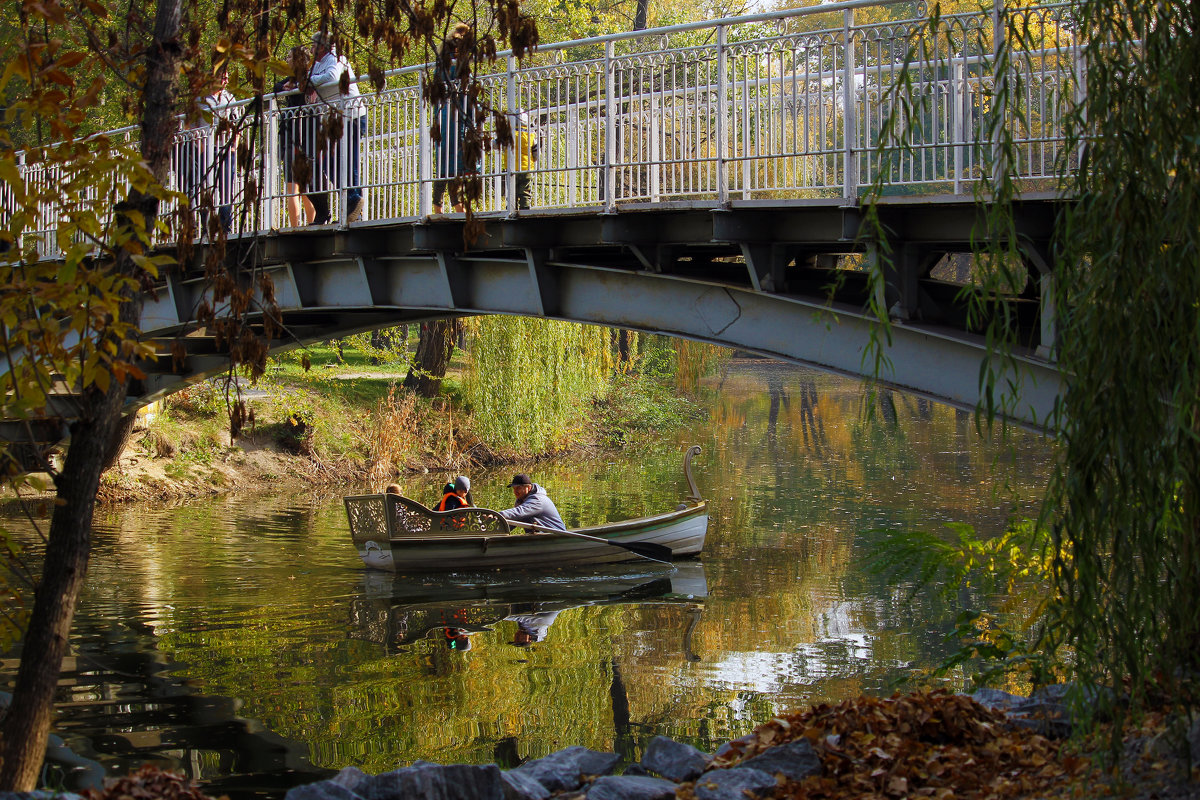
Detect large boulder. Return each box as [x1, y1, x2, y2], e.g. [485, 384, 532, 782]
[329, 766, 371, 794]
[585, 775, 678, 800]
[285, 782, 365, 800]
[691, 768, 776, 800]
[1190, 714, 1200, 765]
[508, 746, 620, 793]
[1006, 702, 1073, 739]
[641, 736, 710, 782]
[356, 762, 504, 800]
[734, 739, 821, 782]
[968, 688, 1026, 713]
[500, 770, 550, 800]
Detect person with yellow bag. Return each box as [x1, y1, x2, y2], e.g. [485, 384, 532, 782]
[504, 110, 538, 210]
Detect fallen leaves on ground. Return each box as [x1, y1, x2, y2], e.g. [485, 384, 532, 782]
[85, 765, 224, 800]
[699, 689, 1188, 800]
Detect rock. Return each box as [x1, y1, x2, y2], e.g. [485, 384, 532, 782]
[43, 732, 105, 793]
[285, 782, 365, 800]
[586, 775, 678, 800]
[508, 746, 620, 793]
[622, 764, 651, 777]
[734, 739, 821, 782]
[330, 766, 371, 794]
[691, 768, 776, 800]
[1006, 703, 1073, 739]
[500, 770, 551, 800]
[968, 688, 1026, 712]
[712, 734, 755, 761]
[641, 736, 710, 782]
[1190, 714, 1200, 765]
[1028, 683, 1073, 705]
[1026, 682, 1110, 713]
[358, 763, 504, 800]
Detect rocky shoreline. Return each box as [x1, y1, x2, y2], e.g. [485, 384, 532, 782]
[273, 688, 1199, 800]
[3, 687, 1198, 800]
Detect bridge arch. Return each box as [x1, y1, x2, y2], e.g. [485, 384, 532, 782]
[135, 205, 1062, 429]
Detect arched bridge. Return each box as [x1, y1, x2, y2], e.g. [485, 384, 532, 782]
[5, 0, 1079, 433]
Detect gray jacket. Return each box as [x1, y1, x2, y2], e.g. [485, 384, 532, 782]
[498, 484, 566, 531]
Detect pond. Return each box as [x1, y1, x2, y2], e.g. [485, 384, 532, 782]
[0, 360, 1055, 799]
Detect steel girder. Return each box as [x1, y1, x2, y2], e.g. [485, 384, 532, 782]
[6, 198, 1066, 441]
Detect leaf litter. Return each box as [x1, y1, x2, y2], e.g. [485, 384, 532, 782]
[686, 689, 1200, 800]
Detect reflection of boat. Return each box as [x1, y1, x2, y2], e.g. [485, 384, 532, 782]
[350, 562, 708, 653]
[344, 447, 708, 572]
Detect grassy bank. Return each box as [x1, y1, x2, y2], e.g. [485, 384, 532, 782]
[98, 342, 705, 503]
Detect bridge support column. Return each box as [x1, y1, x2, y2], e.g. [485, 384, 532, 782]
[525, 248, 560, 317]
[740, 243, 787, 294]
[1036, 272, 1056, 360]
[883, 243, 925, 322]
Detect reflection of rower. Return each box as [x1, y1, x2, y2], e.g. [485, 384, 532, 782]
[443, 626, 472, 651]
[505, 610, 560, 647]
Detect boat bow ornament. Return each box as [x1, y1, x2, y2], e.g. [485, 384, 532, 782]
[2, 0, 1078, 434]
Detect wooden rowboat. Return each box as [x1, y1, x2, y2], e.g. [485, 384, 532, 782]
[344, 446, 708, 572]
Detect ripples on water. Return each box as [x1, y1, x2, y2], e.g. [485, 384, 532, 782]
[0, 362, 1054, 798]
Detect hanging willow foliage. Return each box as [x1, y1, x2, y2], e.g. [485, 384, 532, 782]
[462, 317, 613, 456]
[862, 0, 1200, 740]
[674, 339, 730, 393]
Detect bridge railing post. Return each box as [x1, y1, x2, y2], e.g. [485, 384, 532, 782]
[952, 60, 964, 195]
[841, 8, 858, 203]
[506, 54, 518, 215]
[419, 76, 431, 218]
[1073, 43, 1087, 177]
[604, 39, 616, 212]
[716, 23, 728, 205]
[338, 98, 349, 225]
[989, 0, 1005, 187]
[265, 95, 278, 230]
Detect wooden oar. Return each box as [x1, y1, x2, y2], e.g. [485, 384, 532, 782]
[505, 519, 675, 563]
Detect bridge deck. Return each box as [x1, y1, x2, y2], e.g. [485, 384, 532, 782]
[1, 0, 1073, 437]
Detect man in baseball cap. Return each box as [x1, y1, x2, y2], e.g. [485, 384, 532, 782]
[499, 473, 566, 531]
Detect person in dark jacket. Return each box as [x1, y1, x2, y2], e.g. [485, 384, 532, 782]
[437, 475, 472, 511]
[498, 474, 566, 531]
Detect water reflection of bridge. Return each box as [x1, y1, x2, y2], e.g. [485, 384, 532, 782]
[0, 632, 333, 799]
[5, 0, 1079, 429]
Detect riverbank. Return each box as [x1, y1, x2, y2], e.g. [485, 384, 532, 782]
[94, 361, 704, 504]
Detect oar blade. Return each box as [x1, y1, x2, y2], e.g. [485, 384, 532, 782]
[620, 540, 674, 562]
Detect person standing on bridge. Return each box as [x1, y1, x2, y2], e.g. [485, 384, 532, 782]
[431, 23, 478, 214]
[497, 473, 566, 532]
[308, 31, 365, 225]
[503, 109, 538, 211]
[183, 64, 236, 235]
[273, 46, 317, 228]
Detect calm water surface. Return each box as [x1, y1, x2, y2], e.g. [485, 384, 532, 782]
[0, 362, 1055, 797]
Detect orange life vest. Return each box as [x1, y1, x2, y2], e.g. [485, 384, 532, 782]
[437, 492, 465, 512]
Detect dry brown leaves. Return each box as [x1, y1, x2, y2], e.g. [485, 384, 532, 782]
[709, 689, 1089, 800]
[85, 765, 222, 800]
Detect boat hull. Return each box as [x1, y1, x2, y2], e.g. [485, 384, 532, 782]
[352, 503, 708, 573]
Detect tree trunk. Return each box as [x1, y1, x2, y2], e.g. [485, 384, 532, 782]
[0, 0, 181, 788]
[101, 412, 138, 471]
[404, 319, 461, 398]
[0, 382, 127, 788]
[617, 329, 632, 364]
[633, 0, 649, 30]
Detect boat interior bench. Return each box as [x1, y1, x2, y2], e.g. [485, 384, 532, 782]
[345, 493, 512, 541]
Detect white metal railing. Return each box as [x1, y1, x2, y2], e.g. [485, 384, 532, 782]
[3, 0, 1082, 259]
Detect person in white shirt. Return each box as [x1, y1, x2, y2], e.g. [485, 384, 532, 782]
[183, 67, 236, 232]
[308, 32, 365, 224]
